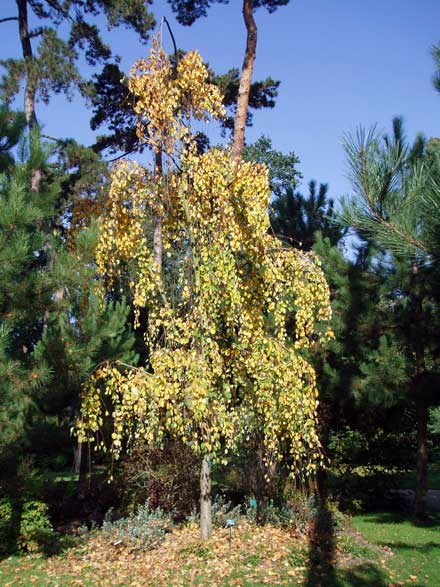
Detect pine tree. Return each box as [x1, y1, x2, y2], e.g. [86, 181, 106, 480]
[0, 111, 138, 473]
[0, 117, 54, 453]
[271, 179, 347, 250]
[242, 135, 301, 197]
[338, 119, 440, 516]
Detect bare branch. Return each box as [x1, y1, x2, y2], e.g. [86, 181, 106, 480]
[0, 17, 18, 24]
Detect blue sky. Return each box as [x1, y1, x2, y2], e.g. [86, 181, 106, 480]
[1, 0, 440, 202]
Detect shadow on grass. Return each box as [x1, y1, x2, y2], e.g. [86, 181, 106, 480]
[362, 511, 440, 527]
[305, 498, 389, 587]
[376, 540, 440, 554]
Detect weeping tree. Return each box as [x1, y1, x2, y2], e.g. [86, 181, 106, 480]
[77, 33, 332, 540]
[339, 120, 440, 517]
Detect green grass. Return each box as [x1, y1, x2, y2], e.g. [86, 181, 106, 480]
[352, 512, 440, 587]
[0, 555, 94, 587]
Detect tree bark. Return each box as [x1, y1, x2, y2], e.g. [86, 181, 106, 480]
[414, 399, 428, 518]
[16, 0, 42, 193]
[73, 442, 82, 475]
[17, 0, 37, 128]
[231, 0, 257, 163]
[200, 454, 212, 540]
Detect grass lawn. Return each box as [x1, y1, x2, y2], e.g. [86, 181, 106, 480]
[351, 512, 440, 587]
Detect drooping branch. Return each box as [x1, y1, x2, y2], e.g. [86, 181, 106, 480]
[154, 150, 163, 275]
[231, 0, 257, 163]
[0, 16, 18, 24]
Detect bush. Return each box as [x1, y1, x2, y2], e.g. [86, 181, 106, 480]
[243, 493, 345, 535]
[0, 497, 55, 555]
[102, 501, 173, 550]
[117, 441, 200, 519]
[0, 497, 15, 555]
[17, 500, 54, 553]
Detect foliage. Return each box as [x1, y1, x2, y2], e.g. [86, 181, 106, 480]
[77, 35, 333, 482]
[17, 500, 54, 554]
[432, 42, 440, 96]
[0, 107, 26, 171]
[0, 0, 155, 107]
[0, 125, 55, 450]
[242, 135, 302, 197]
[186, 494, 242, 528]
[90, 56, 281, 154]
[0, 496, 55, 555]
[339, 124, 440, 261]
[168, 0, 290, 26]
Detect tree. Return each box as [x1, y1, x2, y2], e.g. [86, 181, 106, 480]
[77, 36, 332, 540]
[271, 180, 347, 250]
[167, 0, 290, 162]
[338, 120, 440, 516]
[242, 135, 301, 197]
[0, 117, 55, 453]
[0, 110, 137, 478]
[0, 0, 155, 196]
[1, 0, 155, 128]
[89, 55, 281, 155]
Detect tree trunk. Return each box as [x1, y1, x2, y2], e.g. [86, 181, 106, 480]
[16, 0, 36, 128]
[231, 0, 257, 163]
[200, 455, 212, 540]
[16, 0, 42, 193]
[73, 442, 82, 475]
[414, 399, 428, 518]
[154, 151, 163, 274]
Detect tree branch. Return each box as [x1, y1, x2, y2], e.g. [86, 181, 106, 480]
[0, 17, 18, 24]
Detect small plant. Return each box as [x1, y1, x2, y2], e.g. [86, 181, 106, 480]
[102, 501, 172, 550]
[211, 495, 242, 528]
[18, 500, 54, 553]
[339, 533, 379, 562]
[244, 553, 260, 567]
[186, 495, 242, 528]
[180, 542, 212, 559]
[289, 546, 307, 567]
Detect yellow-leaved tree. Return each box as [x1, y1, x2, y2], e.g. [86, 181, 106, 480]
[77, 30, 333, 540]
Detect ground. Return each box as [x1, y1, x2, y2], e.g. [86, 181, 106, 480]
[1, 512, 439, 587]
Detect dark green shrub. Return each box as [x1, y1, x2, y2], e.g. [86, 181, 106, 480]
[0, 497, 16, 555]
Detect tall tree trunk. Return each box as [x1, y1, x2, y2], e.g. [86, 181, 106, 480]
[154, 151, 163, 274]
[200, 455, 212, 540]
[414, 399, 428, 518]
[231, 0, 257, 163]
[17, 0, 36, 128]
[16, 0, 42, 192]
